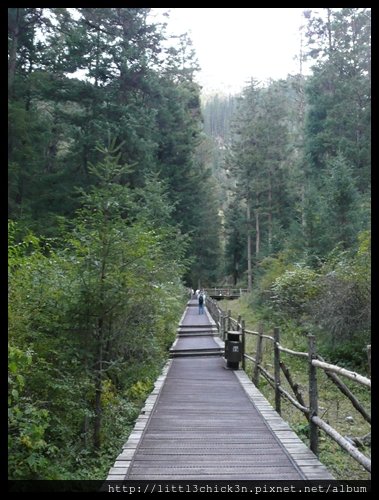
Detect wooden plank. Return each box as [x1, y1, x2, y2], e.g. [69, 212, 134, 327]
[125, 356, 305, 480]
[135, 448, 294, 454]
[233, 369, 334, 479]
[128, 473, 305, 480]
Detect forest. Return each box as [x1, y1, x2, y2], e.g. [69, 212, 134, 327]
[8, 8, 370, 479]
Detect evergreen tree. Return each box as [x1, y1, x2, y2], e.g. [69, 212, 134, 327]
[225, 78, 295, 285]
[8, 7, 216, 283]
[224, 196, 246, 285]
[304, 8, 371, 193]
[323, 153, 361, 252]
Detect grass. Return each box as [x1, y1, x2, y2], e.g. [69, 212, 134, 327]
[219, 296, 371, 481]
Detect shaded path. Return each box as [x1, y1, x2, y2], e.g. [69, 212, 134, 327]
[107, 301, 334, 480]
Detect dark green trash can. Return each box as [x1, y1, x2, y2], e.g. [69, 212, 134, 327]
[225, 331, 242, 369]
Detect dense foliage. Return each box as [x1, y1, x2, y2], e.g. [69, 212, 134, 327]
[8, 7, 221, 287]
[8, 145, 187, 478]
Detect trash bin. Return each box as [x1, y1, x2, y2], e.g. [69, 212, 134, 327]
[225, 331, 242, 369]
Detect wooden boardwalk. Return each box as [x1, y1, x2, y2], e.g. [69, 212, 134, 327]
[107, 300, 334, 480]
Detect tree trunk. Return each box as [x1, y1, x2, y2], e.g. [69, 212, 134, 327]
[93, 319, 103, 450]
[246, 199, 253, 291]
[301, 183, 306, 232]
[94, 250, 107, 450]
[233, 260, 238, 286]
[94, 29, 100, 88]
[82, 354, 90, 448]
[299, 27, 304, 76]
[268, 174, 273, 252]
[8, 9, 20, 95]
[93, 376, 102, 450]
[255, 210, 260, 258]
[327, 8, 333, 54]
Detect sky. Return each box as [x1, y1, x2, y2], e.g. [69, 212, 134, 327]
[153, 8, 310, 95]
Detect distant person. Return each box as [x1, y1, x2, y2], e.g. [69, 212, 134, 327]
[198, 293, 204, 314]
[191, 288, 195, 298]
[195, 289, 200, 298]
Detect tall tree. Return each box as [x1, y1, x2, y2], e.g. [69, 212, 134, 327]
[224, 196, 246, 285]
[322, 153, 361, 252]
[226, 78, 294, 286]
[54, 140, 188, 450]
[8, 8, 45, 95]
[227, 79, 262, 289]
[304, 8, 371, 193]
[8, 7, 216, 283]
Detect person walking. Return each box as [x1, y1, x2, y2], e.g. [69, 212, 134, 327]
[198, 292, 204, 314]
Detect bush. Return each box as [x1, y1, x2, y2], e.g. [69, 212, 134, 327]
[311, 273, 369, 342]
[271, 264, 320, 318]
[8, 345, 58, 479]
[309, 232, 370, 353]
[253, 253, 293, 305]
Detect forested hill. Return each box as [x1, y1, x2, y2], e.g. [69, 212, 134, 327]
[9, 8, 370, 480]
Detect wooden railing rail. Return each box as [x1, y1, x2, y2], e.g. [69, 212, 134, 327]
[204, 288, 249, 298]
[311, 359, 371, 388]
[277, 344, 308, 358]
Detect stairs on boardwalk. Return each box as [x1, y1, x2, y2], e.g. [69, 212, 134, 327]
[170, 299, 223, 358]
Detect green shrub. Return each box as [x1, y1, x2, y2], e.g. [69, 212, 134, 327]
[271, 265, 320, 318]
[8, 345, 58, 479]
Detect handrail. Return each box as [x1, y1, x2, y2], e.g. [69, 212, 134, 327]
[244, 329, 259, 336]
[204, 288, 249, 297]
[312, 416, 371, 472]
[311, 359, 371, 388]
[277, 343, 308, 358]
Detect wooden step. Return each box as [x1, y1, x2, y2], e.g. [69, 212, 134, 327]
[178, 328, 218, 333]
[170, 348, 223, 358]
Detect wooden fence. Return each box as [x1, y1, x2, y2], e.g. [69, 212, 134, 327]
[204, 288, 249, 298]
[205, 297, 371, 473]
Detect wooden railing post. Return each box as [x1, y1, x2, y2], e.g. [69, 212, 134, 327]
[227, 310, 231, 332]
[308, 334, 319, 455]
[253, 323, 263, 387]
[274, 327, 281, 415]
[367, 345, 371, 377]
[241, 319, 246, 371]
[222, 313, 228, 341]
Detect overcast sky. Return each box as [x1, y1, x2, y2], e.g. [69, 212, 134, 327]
[154, 8, 309, 95]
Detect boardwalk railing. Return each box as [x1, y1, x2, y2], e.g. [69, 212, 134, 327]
[204, 288, 249, 299]
[205, 296, 371, 473]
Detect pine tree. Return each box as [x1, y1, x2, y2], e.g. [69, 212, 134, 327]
[304, 8, 371, 193]
[323, 154, 361, 251]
